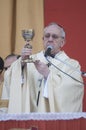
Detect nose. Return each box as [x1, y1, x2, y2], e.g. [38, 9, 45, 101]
[48, 35, 53, 41]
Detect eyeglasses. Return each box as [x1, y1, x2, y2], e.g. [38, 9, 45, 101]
[44, 33, 64, 40]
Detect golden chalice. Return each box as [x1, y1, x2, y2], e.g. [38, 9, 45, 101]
[22, 29, 35, 63]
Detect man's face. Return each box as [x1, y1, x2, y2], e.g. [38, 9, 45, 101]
[43, 25, 65, 55]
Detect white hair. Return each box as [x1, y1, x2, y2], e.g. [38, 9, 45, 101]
[44, 22, 66, 38]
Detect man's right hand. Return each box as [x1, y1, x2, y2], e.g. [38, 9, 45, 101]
[21, 43, 32, 60]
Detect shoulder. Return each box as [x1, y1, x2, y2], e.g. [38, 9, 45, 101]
[65, 54, 81, 70]
[57, 51, 81, 69]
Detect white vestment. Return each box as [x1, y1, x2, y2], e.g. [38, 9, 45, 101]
[2, 51, 84, 113]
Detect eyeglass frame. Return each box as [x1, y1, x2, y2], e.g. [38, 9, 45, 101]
[43, 33, 64, 40]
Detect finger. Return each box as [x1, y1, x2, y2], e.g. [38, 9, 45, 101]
[34, 60, 40, 64]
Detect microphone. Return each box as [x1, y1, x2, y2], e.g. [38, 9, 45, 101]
[44, 46, 52, 57]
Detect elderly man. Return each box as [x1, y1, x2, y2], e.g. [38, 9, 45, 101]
[2, 22, 84, 113]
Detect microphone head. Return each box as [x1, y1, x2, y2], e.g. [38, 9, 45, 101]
[47, 45, 53, 50]
[44, 46, 53, 57]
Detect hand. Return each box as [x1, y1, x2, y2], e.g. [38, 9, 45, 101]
[34, 60, 50, 79]
[21, 43, 32, 60]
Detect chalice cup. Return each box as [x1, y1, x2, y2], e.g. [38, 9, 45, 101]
[22, 29, 35, 63]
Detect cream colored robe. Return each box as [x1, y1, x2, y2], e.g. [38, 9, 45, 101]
[0, 72, 8, 113]
[2, 51, 84, 113]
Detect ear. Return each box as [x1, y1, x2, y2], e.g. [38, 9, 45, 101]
[60, 39, 65, 47]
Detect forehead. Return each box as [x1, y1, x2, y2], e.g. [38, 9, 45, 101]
[44, 25, 61, 34]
